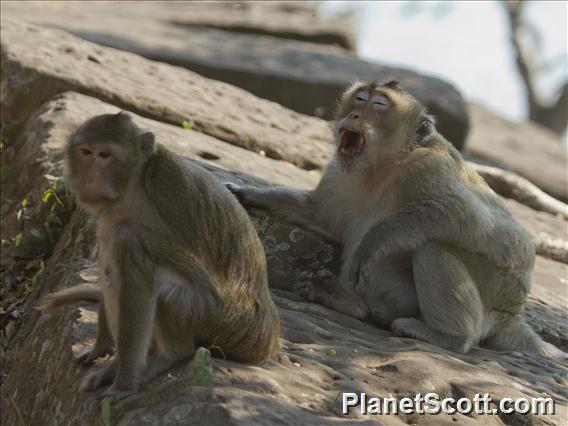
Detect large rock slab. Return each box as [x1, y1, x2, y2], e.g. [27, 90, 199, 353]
[0, 19, 331, 170]
[0, 1, 356, 51]
[1, 92, 567, 425]
[503, 199, 567, 243]
[466, 103, 568, 202]
[0, 5, 469, 149]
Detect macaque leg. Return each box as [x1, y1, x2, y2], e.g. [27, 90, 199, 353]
[80, 357, 118, 392]
[363, 261, 419, 329]
[141, 344, 196, 384]
[392, 242, 483, 353]
[111, 226, 157, 391]
[77, 300, 114, 365]
[296, 270, 369, 319]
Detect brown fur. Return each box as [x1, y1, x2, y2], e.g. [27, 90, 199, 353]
[39, 112, 280, 393]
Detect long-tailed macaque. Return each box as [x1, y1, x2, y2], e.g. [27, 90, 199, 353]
[228, 80, 563, 358]
[38, 112, 280, 394]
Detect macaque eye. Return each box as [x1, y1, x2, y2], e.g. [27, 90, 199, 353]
[80, 148, 92, 156]
[98, 151, 111, 159]
[355, 91, 369, 102]
[372, 95, 390, 109]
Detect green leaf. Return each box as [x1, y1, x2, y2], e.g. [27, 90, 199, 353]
[326, 349, 337, 357]
[66, 194, 74, 208]
[100, 398, 111, 426]
[191, 347, 213, 387]
[48, 214, 63, 227]
[30, 228, 44, 240]
[42, 190, 53, 204]
[182, 120, 193, 130]
[14, 234, 23, 247]
[21, 198, 28, 208]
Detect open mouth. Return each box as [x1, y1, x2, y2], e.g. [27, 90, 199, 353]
[339, 129, 365, 156]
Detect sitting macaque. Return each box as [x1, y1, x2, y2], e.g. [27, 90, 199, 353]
[228, 81, 563, 358]
[38, 112, 280, 394]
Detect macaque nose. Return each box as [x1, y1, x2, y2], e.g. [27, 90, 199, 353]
[349, 112, 360, 120]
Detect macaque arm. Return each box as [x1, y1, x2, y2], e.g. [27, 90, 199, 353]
[111, 224, 156, 390]
[227, 183, 310, 215]
[350, 200, 460, 284]
[226, 183, 333, 238]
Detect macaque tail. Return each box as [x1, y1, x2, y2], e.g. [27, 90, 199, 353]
[36, 283, 101, 311]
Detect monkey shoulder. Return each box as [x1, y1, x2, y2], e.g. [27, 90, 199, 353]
[395, 146, 460, 196]
[144, 145, 258, 247]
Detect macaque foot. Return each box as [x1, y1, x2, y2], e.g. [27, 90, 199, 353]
[99, 384, 137, 401]
[391, 317, 423, 340]
[391, 317, 473, 354]
[80, 359, 117, 392]
[295, 270, 337, 303]
[295, 270, 368, 319]
[77, 345, 113, 366]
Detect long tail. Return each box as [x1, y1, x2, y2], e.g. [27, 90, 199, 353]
[486, 318, 566, 360]
[36, 283, 101, 311]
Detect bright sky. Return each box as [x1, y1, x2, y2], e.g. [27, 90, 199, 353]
[319, 1, 567, 125]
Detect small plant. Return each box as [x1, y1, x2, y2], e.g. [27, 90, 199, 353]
[1, 180, 76, 349]
[190, 347, 213, 387]
[100, 398, 111, 426]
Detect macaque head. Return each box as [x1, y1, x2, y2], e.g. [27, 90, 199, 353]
[66, 112, 155, 212]
[333, 80, 431, 173]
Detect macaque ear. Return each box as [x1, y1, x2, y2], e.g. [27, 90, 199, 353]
[384, 80, 402, 91]
[139, 132, 156, 156]
[114, 111, 133, 124]
[416, 114, 436, 145]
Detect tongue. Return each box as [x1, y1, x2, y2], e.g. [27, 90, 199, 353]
[340, 130, 364, 155]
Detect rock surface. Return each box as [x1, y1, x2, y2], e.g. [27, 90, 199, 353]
[0, 19, 331, 171]
[1, 91, 567, 425]
[0, 1, 356, 51]
[466, 103, 568, 202]
[0, 2, 469, 149]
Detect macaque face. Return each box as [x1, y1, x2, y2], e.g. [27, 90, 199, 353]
[68, 140, 131, 210]
[333, 82, 420, 174]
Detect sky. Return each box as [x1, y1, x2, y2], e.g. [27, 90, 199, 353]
[318, 1, 567, 127]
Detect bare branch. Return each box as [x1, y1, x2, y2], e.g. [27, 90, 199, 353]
[469, 162, 568, 219]
[503, 1, 539, 110]
[532, 82, 568, 136]
[502, 0, 567, 135]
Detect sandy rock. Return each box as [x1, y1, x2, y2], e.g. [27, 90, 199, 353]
[1, 93, 567, 425]
[0, 5, 468, 149]
[0, 1, 356, 51]
[503, 199, 567, 242]
[466, 103, 568, 202]
[0, 19, 331, 170]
